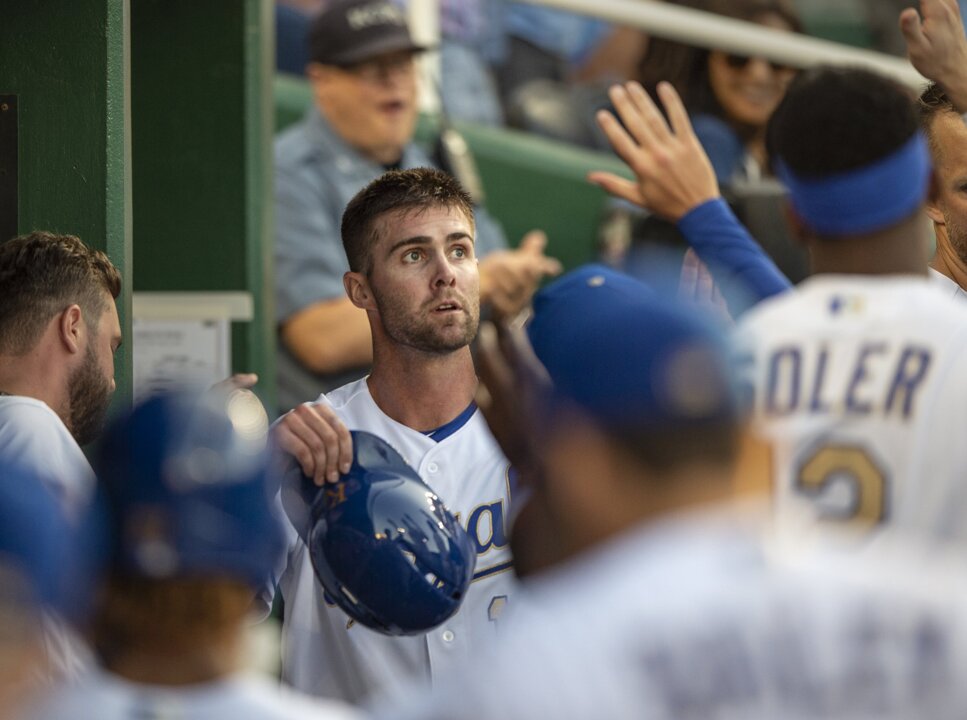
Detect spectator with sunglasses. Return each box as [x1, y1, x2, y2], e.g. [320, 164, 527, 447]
[636, 0, 800, 183]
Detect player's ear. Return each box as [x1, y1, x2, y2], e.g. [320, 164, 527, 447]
[57, 304, 84, 354]
[924, 174, 946, 225]
[344, 271, 375, 310]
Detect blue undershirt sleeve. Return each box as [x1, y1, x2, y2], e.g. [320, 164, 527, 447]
[677, 198, 792, 314]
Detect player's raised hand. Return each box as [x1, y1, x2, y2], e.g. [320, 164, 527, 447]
[272, 401, 353, 486]
[589, 81, 721, 222]
[479, 231, 562, 320]
[901, 0, 967, 110]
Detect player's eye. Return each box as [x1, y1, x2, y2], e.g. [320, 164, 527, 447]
[403, 249, 422, 263]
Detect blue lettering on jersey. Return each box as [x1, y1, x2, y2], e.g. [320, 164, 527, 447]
[885, 346, 932, 420]
[761, 343, 932, 420]
[466, 501, 508, 555]
[765, 346, 801, 415]
[844, 342, 887, 415]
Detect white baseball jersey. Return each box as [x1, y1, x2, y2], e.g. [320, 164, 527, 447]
[377, 504, 967, 720]
[29, 669, 362, 720]
[275, 378, 517, 703]
[0, 396, 95, 520]
[736, 274, 967, 544]
[0, 396, 96, 682]
[928, 266, 967, 300]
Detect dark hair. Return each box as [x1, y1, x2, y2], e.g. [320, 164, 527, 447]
[0, 232, 122, 355]
[766, 66, 919, 178]
[637, 0, 802, 136]
[341, 167, 475, 273]
[918, 82, 959, 156]
[610, 422, 741, 474]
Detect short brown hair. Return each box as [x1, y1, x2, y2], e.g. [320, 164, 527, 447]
[90, 575, 253, 667]
[918, 82, 959, 156]
[0, 232, 121, 355]
[341, 167, 475, 273]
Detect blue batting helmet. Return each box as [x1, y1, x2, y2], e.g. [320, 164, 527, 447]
[280, 431, 476, 636]
[92, 390, 285, 588]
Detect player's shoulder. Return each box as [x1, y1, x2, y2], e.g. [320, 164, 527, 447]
[0, 394, 62, 421]
[739, 274, 967, 333]
[0, 396, 78, 450]
[320, 377, 371, 412]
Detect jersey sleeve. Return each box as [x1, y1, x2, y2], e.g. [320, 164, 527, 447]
[677, 198, 792, 315]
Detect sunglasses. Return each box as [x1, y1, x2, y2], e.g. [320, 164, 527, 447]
[723, 53, 792, 73]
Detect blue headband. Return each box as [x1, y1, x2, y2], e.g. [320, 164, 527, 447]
[776, 133, 932, 236]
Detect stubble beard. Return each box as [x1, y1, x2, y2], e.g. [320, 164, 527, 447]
[373, 286, 480, 355]
[68, 342, 113, 446]
[946, 212, 967, 268]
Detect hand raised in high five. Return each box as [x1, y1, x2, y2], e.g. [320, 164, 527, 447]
[588, 81, 721, 222]
[901, 0, 967, 111]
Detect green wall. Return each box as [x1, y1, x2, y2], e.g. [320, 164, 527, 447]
[131, 0, 275, 408]
[0, 0, 133, 404]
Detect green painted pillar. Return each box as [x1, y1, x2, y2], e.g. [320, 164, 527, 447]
[0, 0, 133, 405]
[131, 0, 276, 411]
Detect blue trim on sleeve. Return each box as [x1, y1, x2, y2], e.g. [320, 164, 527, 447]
[422, 401, 477, 443]
[677, 198, 792, 315]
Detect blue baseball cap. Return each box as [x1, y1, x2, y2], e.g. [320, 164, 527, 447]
[0, 461, 71, 612]
[527, 264, 741, 431]
[93, 391, 285, 588]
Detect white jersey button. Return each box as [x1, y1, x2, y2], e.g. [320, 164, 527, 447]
[441, 630, 455, 643]
[428, 462, 439, 473]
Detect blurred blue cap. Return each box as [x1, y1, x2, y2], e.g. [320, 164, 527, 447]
[93, 390, 285, 588]
[0, 460, 71, 612]
[527, 264, 741, 431]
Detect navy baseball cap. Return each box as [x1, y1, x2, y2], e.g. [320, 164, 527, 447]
[93, 391, 285, 588]
[527, 264, 741, 431]
[0, 461, 71, 611]
[308, 0, 429, 66]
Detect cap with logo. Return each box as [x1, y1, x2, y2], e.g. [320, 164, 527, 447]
[308, 0, 429, 66]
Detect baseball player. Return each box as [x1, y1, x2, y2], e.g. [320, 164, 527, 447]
[0, 231, 122, 682]
[270, 167, 516, 703]
[375, 266, 967, 720]
[590, 62, 967, 546]
[32, 391, 361, 720]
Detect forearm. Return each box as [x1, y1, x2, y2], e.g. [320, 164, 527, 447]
[678, 199, 792, 313]
[280, 298, 373, 374]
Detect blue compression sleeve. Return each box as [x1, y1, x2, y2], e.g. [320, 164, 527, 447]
[677, 198, 792, 314]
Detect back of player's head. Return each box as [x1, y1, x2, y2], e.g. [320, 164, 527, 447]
[280, 430, 476, 636]
[767, 67, 929, 237]
[86, 391, 283, 662]
[0, 231, 121, 356]
[341, 167, 475, 273]
[528, 265, 743, 472]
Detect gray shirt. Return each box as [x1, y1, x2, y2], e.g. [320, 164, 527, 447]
[273, 107, 507, 413]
